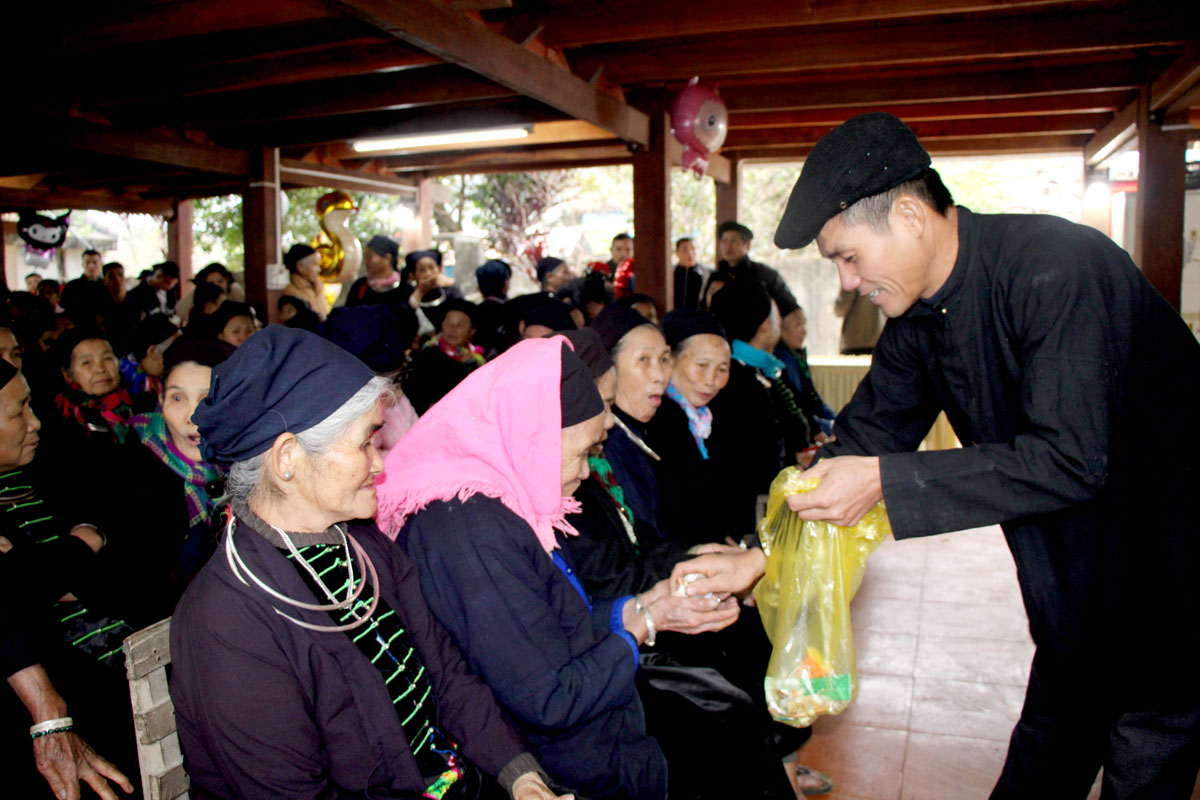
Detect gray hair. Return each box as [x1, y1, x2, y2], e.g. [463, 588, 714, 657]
[225, 375, 391, 503]
[838, 168, 955, 234]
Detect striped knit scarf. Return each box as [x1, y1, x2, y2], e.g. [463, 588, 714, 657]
[54, 383, 134, 444]
[130, 413, 221, 552]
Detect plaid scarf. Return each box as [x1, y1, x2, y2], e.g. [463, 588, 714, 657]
[55, 383, 134, 444]
[424, 334, 485, 367]
[130, 412, 221, 568]
[665, 380, 713, 460]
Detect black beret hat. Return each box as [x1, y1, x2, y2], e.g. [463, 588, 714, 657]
[709, 279, 772, 343]
[284, 244, 317, 273]
[558, 328, 613, 380]
[589, 302, 655, 354]
[717, 221, 753, 241]
[367, 235, 400, 263]
[661, 308, 727, 349]
[522, 300, 576, 333]
[774, 112, 931, 249]
[193, 326, 376, 463]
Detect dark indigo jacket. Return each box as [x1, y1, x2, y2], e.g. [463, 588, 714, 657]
[170, 514, 526, 799]
[399, 496, 667, 800]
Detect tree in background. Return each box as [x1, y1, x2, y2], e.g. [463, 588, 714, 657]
[193, 188, 412, 273]
[458, 171, 570, 276]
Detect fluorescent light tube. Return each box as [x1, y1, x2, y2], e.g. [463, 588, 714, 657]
[352, 127, 530, 153]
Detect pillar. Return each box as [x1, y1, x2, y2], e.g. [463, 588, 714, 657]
[243, 147, 281, 323]
[167, 199, 194, 283]
[633, 109, 672, 312]
[1133, 86, 1188, 310]
[715, 157, 741, 256]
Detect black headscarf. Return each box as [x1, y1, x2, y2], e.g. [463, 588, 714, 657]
[709, 279, 772, 342]
[522, 301, 575, 333]
[589, 302, 655, 354]
[162, 337, 234, 379]
[0, 359, 17, 391]
[661, 309, 727, 350]
[284, 244, 317, 273]
[321, 305, 415, 373]
[559, 342, 604, 427]
[558, 329, 613, 380]
[193, 327, 375, 463]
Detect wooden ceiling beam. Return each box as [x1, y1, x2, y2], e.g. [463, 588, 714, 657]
[279, 158, 419, 195]
[62, 0, 335, 51]
[16, 116, 250, 176]
[0, 187, 173, 215]
[1084, 42, 1200, 165]
[134, 66, 515, 128]
[379, 141, 630, 172]
[88, 40, 437, 108]
[332, 0, 650, 145]
[216, 99, 566, 148]
[730, 133, 1091, 162]
[572, 6, 1185, 84]
[722, 60, 1149, 112]
[728, 92, 1135, 129]
[527, 0, 1101, 49]
[723, 112, 1113, 149]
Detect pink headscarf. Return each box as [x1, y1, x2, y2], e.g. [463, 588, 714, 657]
[374, 336, 583, 553]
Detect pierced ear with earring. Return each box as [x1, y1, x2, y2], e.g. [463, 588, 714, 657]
[283, 472, 293, 481]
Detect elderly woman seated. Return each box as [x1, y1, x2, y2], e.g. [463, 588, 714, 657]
[171, 327, 565, 800]
[376, 337, 742, 800]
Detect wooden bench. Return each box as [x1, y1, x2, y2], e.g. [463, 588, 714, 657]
[123, 618, 189, 800]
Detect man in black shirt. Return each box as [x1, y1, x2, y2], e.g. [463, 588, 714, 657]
[671, 236, 712, 310]
[715, 221, 800, 322]
[767, 113, 1200, 798]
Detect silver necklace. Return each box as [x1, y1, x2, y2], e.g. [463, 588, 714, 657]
[224, 513, 380, 632]
[613, 414, 661, 461]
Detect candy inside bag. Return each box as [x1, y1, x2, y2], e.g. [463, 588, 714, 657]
[754, 467, 891, 726]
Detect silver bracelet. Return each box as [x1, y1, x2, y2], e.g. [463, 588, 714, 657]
[30, 717, 73, 737]
[641, 608, 657, 647]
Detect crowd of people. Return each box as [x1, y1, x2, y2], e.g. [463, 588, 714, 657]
[8, 108, 1193, 800]
[1, 220, 836, 800]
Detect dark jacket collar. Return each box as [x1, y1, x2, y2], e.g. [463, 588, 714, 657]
[906, 205, 973, 319]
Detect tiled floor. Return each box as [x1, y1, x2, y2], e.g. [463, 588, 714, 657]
[793, 526, 1200, 800]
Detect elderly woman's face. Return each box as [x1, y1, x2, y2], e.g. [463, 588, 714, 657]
[0, 376, 40, 471]
[219, 316, 256, 348]
[65, 339, 119, 396]
[440, 310, 474, 348]
[298, 403, 385, 523]
[672, 334, 731, 408]
[561, 411, 606, 496]
[614, 325, 672, 423]
[0, 328, 23, 371]
[162, 362, 211, 463]
[297, 253, 322, 283]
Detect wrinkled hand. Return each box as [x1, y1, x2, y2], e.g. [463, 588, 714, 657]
[511, 771, 574, 800]
[33, 731, 133, 800]
[648, 595, 740, 635]
[435, 273, 456, 288]
[0, 534, 12, 553]
[786, 455, 881, 527]
[687, 542, 743, 556]
[669, 548, 766, 598]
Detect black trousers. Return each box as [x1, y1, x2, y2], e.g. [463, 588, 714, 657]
[992, 651, 1200, 800]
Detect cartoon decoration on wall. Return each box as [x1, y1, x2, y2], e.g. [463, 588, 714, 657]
[670, 77, 729, 178]
[17, 211, 70, 251]
[311, 191, 362, 283]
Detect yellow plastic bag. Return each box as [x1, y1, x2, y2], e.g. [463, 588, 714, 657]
[753, 467, 892, 727]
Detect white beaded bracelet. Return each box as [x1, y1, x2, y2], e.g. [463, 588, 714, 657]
[30, 717, 73, 737]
